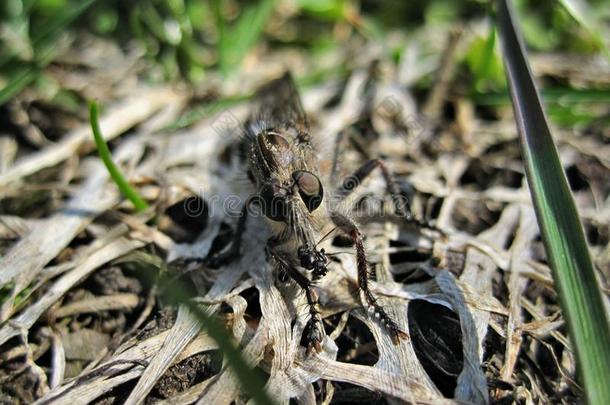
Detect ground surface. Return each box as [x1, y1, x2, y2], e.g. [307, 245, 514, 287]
[0, 4, 609, 404]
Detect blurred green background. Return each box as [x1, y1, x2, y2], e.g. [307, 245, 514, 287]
[1, 0, 609, 127]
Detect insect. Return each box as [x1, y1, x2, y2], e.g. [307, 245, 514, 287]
[205, 72, 436, 354]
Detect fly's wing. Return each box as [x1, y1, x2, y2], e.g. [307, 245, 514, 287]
[250, 72, 309, 139]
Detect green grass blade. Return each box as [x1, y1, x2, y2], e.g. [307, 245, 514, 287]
[474, 87, 610, 106]
[468, 25, 505, 92]
[115, 253, 276, 405]
[185, 301, 274, 404]
[31, 0, 97, 46]
[89, 101, 149, 212]
[0, 0, 97, 105]
[495, 1, 610, 404]
[557, 0, 609, 59]
[0, 0, 97, 68]
[0, 67, 39, 105]
[214, 0, 275, 76]
[162, 281, 275, 405]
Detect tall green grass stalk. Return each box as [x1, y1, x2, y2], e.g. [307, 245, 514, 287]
[496, 1, 610, 404]
[89, 101, 149, 212]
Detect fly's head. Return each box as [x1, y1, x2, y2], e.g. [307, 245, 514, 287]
[249, 126, 324, 226]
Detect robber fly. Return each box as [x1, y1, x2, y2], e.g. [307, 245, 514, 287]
[207, 73, 421, 353]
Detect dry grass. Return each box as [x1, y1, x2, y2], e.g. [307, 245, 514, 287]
[0, 29, 608, 405]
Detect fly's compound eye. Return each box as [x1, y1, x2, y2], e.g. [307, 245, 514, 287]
[259, 182, 287, 222]
[292, 170, 323, 212]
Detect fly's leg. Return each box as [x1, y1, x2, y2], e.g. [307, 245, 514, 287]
[329, 124, 372, 186]
[329, 129, 344, 186]
[335, 158, 443, 234]
[267, 244, 325, 354]
[302, 287, 324, 354]
[352, 228, 408, 344]
[330, 211, 408, 344]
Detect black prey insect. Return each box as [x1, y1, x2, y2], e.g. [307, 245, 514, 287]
[204, 73, 442, 354]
